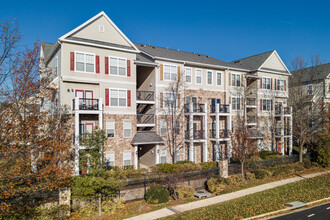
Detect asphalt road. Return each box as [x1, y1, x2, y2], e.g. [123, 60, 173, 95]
[270, 202, 330, 220]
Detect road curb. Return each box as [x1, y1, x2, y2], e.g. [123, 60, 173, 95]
[243, 197, 330, 220]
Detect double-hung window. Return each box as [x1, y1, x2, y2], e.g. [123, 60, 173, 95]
[232, 97, 241, 110]
[185, 68, 192, 83]
[307, 84, 313, 95]
[262, 99, 271, 111]
[123, 151, 131, 166]
[231, 73, 241, 87]
[260, 121, 265, 132]
[123, 120, 132, 138]
[164, 92, 177, 108]
[269, 121, 273, 132]
[105, 152, 115, 167]
[110, 57, 127, 76]
[276, 79, 284, 91]
[262, 77, 271, 90]
[207, 71, 213, 85]
[110, 89, 127, 107]
[75, 52, 95, 73]
[160, 120, 167, 136]
[216, 72, 221, 86]
[196, 69, 202, 84]
[160, 149, 167, 164]
[164, 64, 177, 81]
[106, 121, 115, 138]
[176, 148, 181, 162]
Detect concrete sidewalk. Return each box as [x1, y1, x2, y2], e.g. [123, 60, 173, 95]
[125, 171, 330, 220]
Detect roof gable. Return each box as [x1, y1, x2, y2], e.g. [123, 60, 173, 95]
[231, 51, 274, 70]
[59, 11, 139, 52]
[260, 51, 290, 74]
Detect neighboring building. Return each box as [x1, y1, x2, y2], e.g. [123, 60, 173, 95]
[40, 11, 292, 174]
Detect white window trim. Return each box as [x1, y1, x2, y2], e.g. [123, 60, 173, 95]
[185, 67, 192, 84]
[276, 79, 284, 91]
[105, 152, 115, 166]
[160, 149, 167, 164]
[231, 96, 241, 110]
[160, 120, 167, 137]
[262, 77, 271, 90]
[106, 120, 115, 138]
[262, 98, 272, 112]
[231, 73, 241, 87]
[123, 120, 132, 138]
[307, 84, 313, 95]
[216, 71, 221, 86]
[109, 88, 127, 108]
[163, 64, 177, 81]
[207, 70, 213, 85]
[109, 56, 127, 77]
[163, 91, 177, 109]
[195, 69, 202, 84]
[123, 151, 132, 166]
[74, 51, 96, 74]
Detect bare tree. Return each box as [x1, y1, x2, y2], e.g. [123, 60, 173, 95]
[289, 55, 326, 162]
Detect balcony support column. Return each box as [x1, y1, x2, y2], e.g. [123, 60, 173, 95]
[204, 103, 208, 162]
[74, 148, 79, 176]
[134, 145, 138, 170]
[281, 106, 285, 155]
[289, 107, 293, 155]
[189, 102, 194, 162]
[216, 104, 220, 139]
[155, 144, 160, 165]
[228, 104, 232, 160]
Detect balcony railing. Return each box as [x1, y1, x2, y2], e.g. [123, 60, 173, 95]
[136, 91, 154, 102]
[185, 130, 204, 140]
[246, 98, 256, 106]
[184, 103, 205, 113]
[210, 129, 229, 138]
[210, 104, 230, 113]
[137, 114, 155, 124]
[72, 98, 99, 110]
[275, 107, 291, 115]
[247, 115, 257, 124]
[275, 128, 291, 136]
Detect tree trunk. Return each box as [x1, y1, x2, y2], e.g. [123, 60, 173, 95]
[299, 143, 304, 162]
[98, 194, 102, 216]
[241, 162, 244, 176]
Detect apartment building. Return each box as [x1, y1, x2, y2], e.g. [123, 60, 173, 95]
[40, 12, 292, 174]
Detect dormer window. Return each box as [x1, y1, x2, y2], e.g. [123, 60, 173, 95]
[307, 84, 313, 95]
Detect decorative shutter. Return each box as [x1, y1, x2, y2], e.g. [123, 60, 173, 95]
[260, 78, 263, 89]
[105, 89, 109, 106]
[96, 55, 100, 73]
[105, 57, 109, 74]
[241, 97, 243, 109]
[241, 74, 244, 86]
[70, 52, 74, 71]
[271, 100, 273, 111]
[127, 60, 131, 76]
[229, 73, 231, 86]
[229, 96, 231, 104]
[177, 66, 180, 82]
[127, 90, 131, 107]
[271, 79, 273, 90]
[160, 64, 164, 80]
[160, 93, 163, 108]
[177, 93, 180, 108]
[275, 79, 277, 90]
[284, 80, 286, 91]
[260, 99, 262, 111]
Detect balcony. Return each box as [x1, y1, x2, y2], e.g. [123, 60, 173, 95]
[210, 129, 230, 139]
[137, 114, 155, 125]
[136, 91, 154, 103]
[210, 104, 230, 114]
[246, 98, 256, 107]
[184, 103, 205, 113]
[247, 115, 257, 124]
[185, 130, 204, 140]
[275, 107, 291, 115]
[72, 98, 100, 111]
[275, 128, 291, 136]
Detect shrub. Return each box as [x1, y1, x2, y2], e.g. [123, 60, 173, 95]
[227, 174, 245, 185]
[207, 177, 228, 193]
[303, 159, 312, 169]
[200, 161, 218, 171]
[253, 169, 272, 179]
[145, 185, 170, 204]
[245, 172, 256, 180]
[271, 165, 294, 176]
[259, 150, 279, 160]
[153, 163, 200, 174]
[315, 141, 330, 167]
[176, 160, 194, 164]
[311, 162, 321, 167]
[176, 185, 195, 199]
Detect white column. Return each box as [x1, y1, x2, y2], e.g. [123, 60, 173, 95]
[228, 104, 232, 159]
[74, 148, 79, 176]
[74, 112, 79, 146]
[98, 98, 103, 111]
[204, 103, 208, 162]
[216, 141, 220, 161]
[134, 145, 138, 170]
[216, 103, 220, 139]
[189, 102, 194, 162]
[289, 107, 293, 155]
[281, 106, 285, 155]
[155, 144, 160, 165]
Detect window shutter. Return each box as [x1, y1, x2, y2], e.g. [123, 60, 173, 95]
[127, 60, 131, 76]
[177, 93, 180, 108]
[260, 78, 263, 89]
[229, 73, 231, 86]
[105, 57, 109, 74]
[96, 55, 100, 73]
[127, 90, 131, 107]
[275, 79, 277, 90]
[271, 100, 273, 111]
[229, 96, 231, 104]
[241, 74, 244, 86]
[284, 80, 286, 91]
[260, 99, 262, 111]
[177, 66, 180, 82]
[160, 93, 163, 108]
[105, 89, 109, 106]
[241, 97, 243, 109]
[70, 52, 74, 71]
[271, 79, 273, 90]
[160, 64, 163, 80]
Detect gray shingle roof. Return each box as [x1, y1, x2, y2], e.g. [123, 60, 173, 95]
[134, 43, 245, 70]
[231, 50, 274, 70]
[291, 63, 330, 83]
[68, 36, 135, 50]
[41, 42, 54, 58]
[136, 53, 156, 64]
[131, 131, 164, 145]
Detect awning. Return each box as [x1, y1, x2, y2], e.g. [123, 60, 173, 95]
[131, 131, 165, 145]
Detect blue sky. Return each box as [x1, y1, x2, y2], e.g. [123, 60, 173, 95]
[1, 0, 329, 68]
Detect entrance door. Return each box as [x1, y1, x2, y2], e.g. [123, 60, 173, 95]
[85, 123, 94, 134]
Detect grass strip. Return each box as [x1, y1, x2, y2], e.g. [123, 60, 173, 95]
[163, 173, 330, 220]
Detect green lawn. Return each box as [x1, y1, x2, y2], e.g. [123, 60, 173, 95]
[163, 173, 330, 220]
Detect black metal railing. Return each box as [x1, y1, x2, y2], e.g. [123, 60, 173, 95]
[136, 91, 154, 101]
[275, 107, 291, 115]
[210, 129, 229, 138]
[247, 115, 257, 124]
[210, 104, 230, 113]
[72, 98, 99, 110]
[137, 114, 155, 124]
[185, 130, 204, 139]
[275, 128, 291, 136]
[246, 98, 256, 106]
[184, 103, 205, 113]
